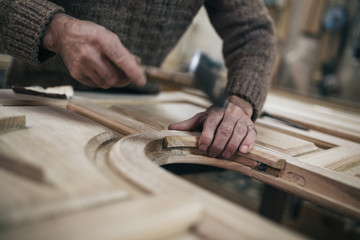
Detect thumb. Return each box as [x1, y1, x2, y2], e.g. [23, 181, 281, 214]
[168, 112, 205, 131]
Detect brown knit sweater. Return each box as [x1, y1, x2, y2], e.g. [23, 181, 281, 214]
[0, 0, 276, 120]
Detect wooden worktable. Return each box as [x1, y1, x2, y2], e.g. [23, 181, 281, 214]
[0, 88, 359, 239]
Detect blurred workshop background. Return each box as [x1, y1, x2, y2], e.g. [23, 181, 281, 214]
[1, 0, 359, 239]
[160, 0, 360, 107]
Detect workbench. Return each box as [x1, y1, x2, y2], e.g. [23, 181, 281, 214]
[0, 88, 359, 239]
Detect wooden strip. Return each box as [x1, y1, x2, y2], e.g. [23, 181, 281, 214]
[164, 135, 199, 148]
[237, 148, 286, 170]
[0, 112, 25, 132]
[163, 135, 285, 170]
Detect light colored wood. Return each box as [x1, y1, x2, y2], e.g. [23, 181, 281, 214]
[144, 65, 194, 87]
[0, 90, 302, 239]
[164, 135, 286, 170]
[299, 147, 360, 177]
[164, 135, 199, 148]
[0, 111, 25, 132]
[0, 105, 132, 227]
[113, 130, 360, 220]
[256, 125, 319, 156]
[2, 89, 359, 238]
[109, 130, 303, 240]
[264, 91, 360, 143]
[67, 97, 158, 135]
[0, 195, 203, 240]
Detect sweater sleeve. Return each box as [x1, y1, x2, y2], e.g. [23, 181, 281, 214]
[0, 0, 64, 65]
[204, 0, 277, 121]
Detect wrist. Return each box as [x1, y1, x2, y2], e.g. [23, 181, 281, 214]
[42, 13, 71, 54]
[228, 95, 253, 117]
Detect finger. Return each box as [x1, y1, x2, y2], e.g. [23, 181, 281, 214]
[199, 108, 224, 154]
[101, 34, 146, 86]
[168, 112, 206, 131]
[83, 53, 122, 89]
[83, 66, 105, 88]
[239, 124, 257, 154]
[221, 120, 248, 159]
[208, 114, 238, 158]
[77, 74, 98, 88]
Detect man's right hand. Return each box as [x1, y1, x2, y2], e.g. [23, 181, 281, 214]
[42, 13, 146, 89]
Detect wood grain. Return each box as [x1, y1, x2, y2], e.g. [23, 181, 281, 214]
[0, 105, 131, 227]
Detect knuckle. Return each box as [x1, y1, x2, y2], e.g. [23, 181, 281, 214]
[78, 48, 91, 62]
[237, 127, 247, 137]
[220, 125, 233, 138]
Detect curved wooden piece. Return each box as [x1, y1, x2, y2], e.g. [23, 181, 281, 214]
[109, 130, 302, 239]
[110, 130, 360, 221]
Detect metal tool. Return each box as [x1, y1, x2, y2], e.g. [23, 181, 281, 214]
[144, 51, 227, 107]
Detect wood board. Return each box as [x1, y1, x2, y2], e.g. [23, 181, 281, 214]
[0, 90, 303, 239]
[68, 90, 360, 220]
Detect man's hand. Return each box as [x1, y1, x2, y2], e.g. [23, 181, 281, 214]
[168, 95, 256, 159]
[42, 13, 146, 88]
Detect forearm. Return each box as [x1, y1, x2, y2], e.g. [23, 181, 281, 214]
[0, 0, 64, 65]
[205, 0, 277, 120]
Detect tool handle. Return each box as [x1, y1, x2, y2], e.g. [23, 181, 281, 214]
[144, 66, 195, 87]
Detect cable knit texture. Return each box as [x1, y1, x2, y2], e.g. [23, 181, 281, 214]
[0, 0, 276, 120]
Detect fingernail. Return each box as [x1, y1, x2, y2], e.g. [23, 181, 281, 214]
[222, 151, 231, 159]
[240, 145, 248, 153]
[199, 144, 207, 152]
[209, 151, 217, 158]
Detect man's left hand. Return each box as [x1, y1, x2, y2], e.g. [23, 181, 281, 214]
[168, 95, 256, 159]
